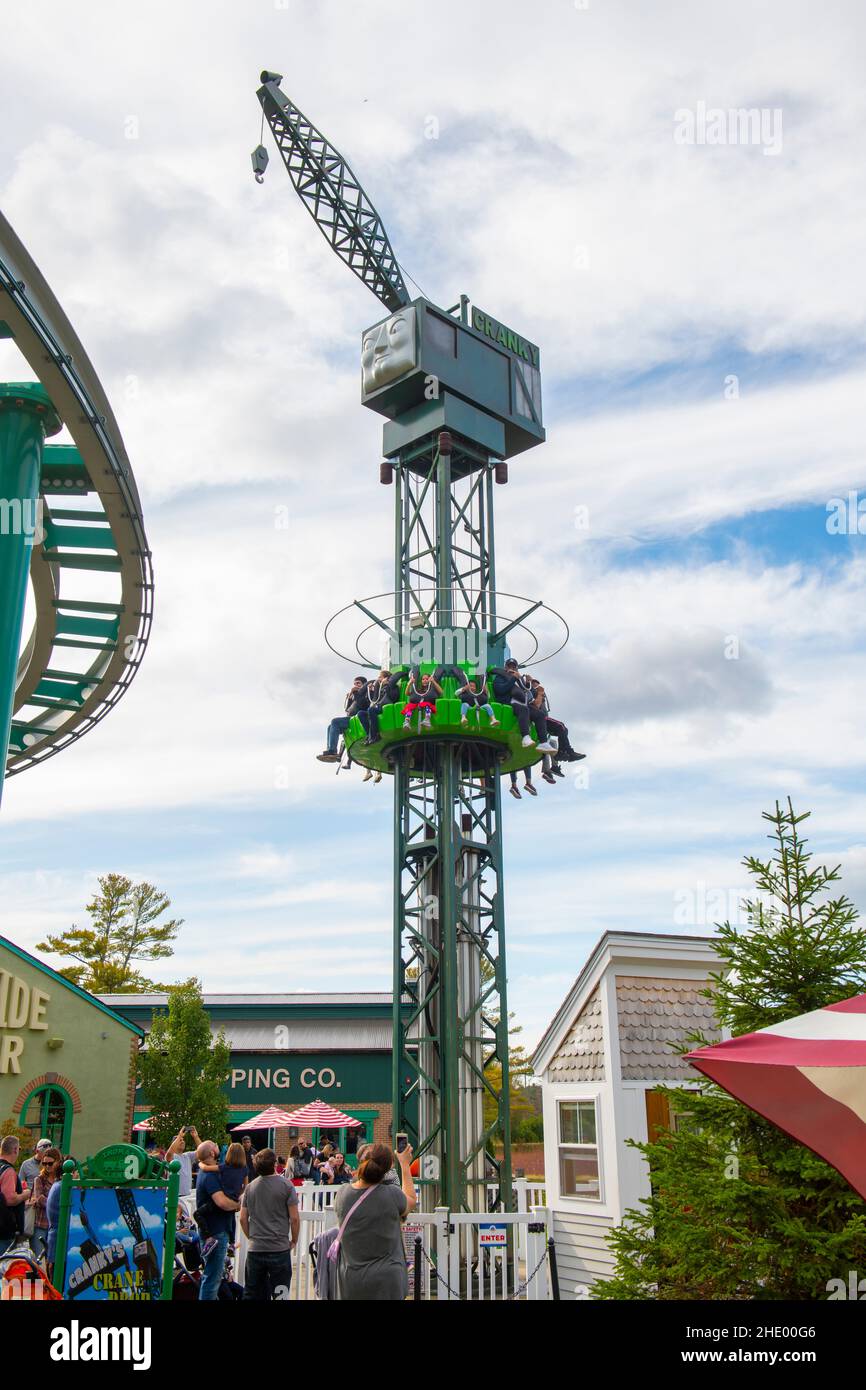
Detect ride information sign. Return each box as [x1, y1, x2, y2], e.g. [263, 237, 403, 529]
[54, 1144, 180, 1303]
[61, 1186, 168, 1301]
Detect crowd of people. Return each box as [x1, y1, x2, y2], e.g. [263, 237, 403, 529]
[162, 1126, 417, 1302]
[318, 658, 584, 793]
[0, 1134, 66, 1281]
[1, 1127, 417, 1302]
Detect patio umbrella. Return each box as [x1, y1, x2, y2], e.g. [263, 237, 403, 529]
[281, 1100, 363, 1130]
[686, 993, 866, 1200]
[132, 1117, 154, 1132]
[282, 1100, 364, 1152]
[230, 1107, 297, 1131]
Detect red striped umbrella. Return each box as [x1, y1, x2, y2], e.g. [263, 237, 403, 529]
[687, 994, 866, 1199]
[230, 1107, 297, 1131]
[281, 1100, 363, 1129]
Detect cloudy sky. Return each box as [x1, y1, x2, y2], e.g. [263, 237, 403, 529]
[1, 0, 865, 1046]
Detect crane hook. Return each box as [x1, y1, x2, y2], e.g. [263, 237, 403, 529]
[251, 144, 269, 184]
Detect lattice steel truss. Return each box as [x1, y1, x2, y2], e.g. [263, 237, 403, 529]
[390, 433, 512, 1213]
[257, 74, 410, 313]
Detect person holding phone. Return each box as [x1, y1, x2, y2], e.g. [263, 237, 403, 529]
[165, 1125, 201, 1200]
[333, 1141, 416, 1300]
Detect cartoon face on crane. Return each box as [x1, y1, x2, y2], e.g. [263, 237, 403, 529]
[361, 307, 417, 395]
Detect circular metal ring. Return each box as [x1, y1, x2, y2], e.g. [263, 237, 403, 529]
[324, 588, 569, 670]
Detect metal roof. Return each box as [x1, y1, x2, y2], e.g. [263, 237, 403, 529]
[108, 1012, 392, 1053]
[100, 992, 393, 1008]
[212, 1020, 392, 1051]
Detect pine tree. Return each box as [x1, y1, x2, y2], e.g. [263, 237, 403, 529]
[600, 800, 866, 1300]
[135, 980, 230, 1149]
[37, 873, 182, 993]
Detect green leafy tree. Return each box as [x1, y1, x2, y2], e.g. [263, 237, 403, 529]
[135, 980, 230, 1149]
[600, 800, 866, 1301]
[38, 874, 182, 992]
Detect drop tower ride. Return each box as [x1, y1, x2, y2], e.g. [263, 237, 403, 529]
[254, 73, 564, 1212]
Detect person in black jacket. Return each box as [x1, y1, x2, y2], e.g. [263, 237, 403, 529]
[364, 668, 411, 744]
[528, 678, 585, 782]
[490, 661, 555, 751]
[318, 678, 370, 763]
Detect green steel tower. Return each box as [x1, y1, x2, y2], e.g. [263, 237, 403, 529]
[256, 74, 559, 1213]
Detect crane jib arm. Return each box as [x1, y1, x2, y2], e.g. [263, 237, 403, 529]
[257, 73, 411, 314]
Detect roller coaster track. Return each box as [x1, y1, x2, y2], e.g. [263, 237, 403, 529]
[0, 211, 153, 779]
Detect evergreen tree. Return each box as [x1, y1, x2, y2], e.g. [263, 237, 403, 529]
[600, 800, 866, 1300]
[38, 874, 182, 993]
[135, 980, 230, 1149]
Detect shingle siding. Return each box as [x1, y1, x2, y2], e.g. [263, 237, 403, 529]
[616, 975, 716, 1080]
[547, 987, 605, 1082]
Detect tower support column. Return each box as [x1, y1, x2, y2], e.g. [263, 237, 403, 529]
[0, 383, 61, 792]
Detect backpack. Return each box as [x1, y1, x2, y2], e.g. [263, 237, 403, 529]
[0, 1161, 24, 1240]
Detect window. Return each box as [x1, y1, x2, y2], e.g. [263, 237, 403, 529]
[558, 1100, 601, 1200]
[424, 311, 457, 359]
[21, 1085, 72, 1152]
[513, 361, 542, 423]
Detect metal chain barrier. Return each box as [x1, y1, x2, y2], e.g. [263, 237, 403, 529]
[507, 1245, 549, 1301]
[418, 1242, 549, 1302]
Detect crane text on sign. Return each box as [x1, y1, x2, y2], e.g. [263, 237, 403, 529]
[471, 307, 540, 367]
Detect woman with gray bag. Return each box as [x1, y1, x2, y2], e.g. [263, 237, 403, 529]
[331, 1141, 416, 1300]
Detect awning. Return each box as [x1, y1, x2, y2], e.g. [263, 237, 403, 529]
[686, 993, 866, 1199]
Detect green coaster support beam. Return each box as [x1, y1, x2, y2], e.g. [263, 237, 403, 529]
[0, 383, 61, 798]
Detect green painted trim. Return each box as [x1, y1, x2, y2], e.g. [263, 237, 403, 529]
[0, 934, 143, 1036]
[162, 1161, 181, 1299]
[18, 1081, 74, 1153]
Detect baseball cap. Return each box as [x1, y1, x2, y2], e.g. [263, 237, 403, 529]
[35, 1138, 52, 1150]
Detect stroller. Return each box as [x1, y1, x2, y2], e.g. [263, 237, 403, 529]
[0, 1240, 62, 1301]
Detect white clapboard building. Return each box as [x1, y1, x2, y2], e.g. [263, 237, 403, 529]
[531, 931, 718, 1297]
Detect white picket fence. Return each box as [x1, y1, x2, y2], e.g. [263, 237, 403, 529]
[293, 1178, 545, 1215]
[180, 1180, 551, 1301]
[229, 1185, 551, 1302]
